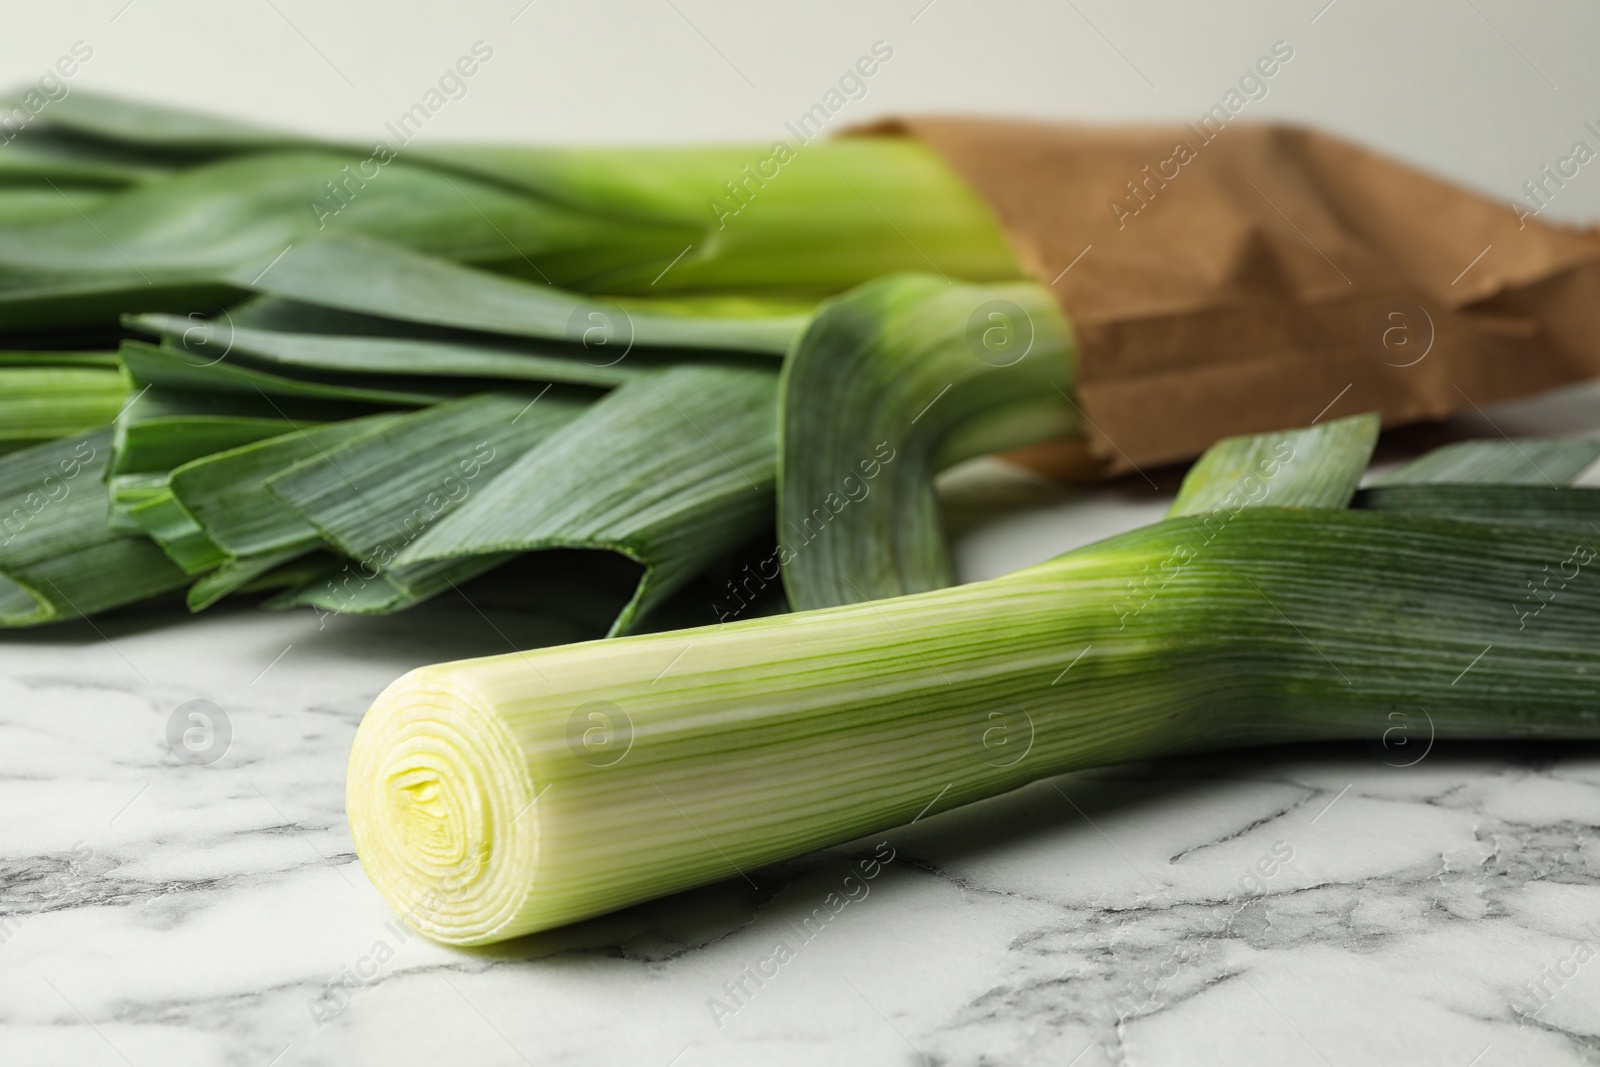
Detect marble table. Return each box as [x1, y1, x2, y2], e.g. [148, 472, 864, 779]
[4, 401, 1600, 1067]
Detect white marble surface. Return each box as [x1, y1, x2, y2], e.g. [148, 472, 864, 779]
[5, 390, 1600, 1067]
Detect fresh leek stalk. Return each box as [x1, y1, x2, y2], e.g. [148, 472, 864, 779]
[0, 91, 1022, 333]
[348, 419, 1600, 944]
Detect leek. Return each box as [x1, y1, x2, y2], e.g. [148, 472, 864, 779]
[9, 89, 1597, 646]
[1166, 412, 1378, 515]
[127, 310, 652, 389]
[0, 92, 1021, 334]
[349, 503, 1600, 944]
[348, 419, 1600, 943]
[0, 89, 1032, 628]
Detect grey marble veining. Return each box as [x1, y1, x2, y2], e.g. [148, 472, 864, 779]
[3, 439, 1600, 1067]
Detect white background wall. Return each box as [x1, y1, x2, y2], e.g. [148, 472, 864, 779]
[7, 0, 1600, 224]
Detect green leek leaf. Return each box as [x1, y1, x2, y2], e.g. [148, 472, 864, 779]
[414, 139, 1022, 295]
[0, 364, 127, 454]
[0, 136, 168, 186]
[778, 275, 1077, 611]
[0, 188, 116, 226]
[186, 545, 326, 612]
[1358, 484, 1600, 532]
[0, 430, 187, 625]
[127, 311, 679, 389]
[110, 379, 381, 477]
[0, 351, 123, 368]
[123, 489, 227, 574]
[224, 236, 807, 356]
[265, 391, 592, 614]
[14, 88, 312, 154]
[168, 413, 400, 558]
[1358, 437, 1600, 531]
[396, 366, 778, 634]
[1167, 413, 1380, 517]
[264, 557, 516, 617]
[267, 391, 590, 559]
[1371, 438, 1600, 487]
[119, 339, 441, 407]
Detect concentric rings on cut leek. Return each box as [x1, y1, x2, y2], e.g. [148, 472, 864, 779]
[347, 669, 536, 946]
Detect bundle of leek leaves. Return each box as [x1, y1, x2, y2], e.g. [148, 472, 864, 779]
[0, 90, 1049, 630]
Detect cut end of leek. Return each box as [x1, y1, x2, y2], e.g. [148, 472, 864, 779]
[347, 668, 536, 946]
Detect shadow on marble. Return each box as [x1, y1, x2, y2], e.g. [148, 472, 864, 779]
[0, 542, 793, 667]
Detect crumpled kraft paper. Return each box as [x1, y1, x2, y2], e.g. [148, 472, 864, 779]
[866, 117, 1600, 475]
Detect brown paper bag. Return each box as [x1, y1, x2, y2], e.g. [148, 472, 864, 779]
[865, 118, 1600, 475]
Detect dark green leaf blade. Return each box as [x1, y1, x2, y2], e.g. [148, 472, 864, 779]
[120, 339, 441, 407]
[224, 236, 806, 355]
[169, 413, 400, 558]
[124, 489, 228, 574]
[267, 391, 590, 560]
[110, 384, 347, 477]
[13, 87, 314, 153]
[0, 430, 188, 625]
[186, 546, 325, 612]
[266, 391, 592, 615]
[396, 365, 778, 634]
[1356, 484, 1600, 532]
[127, 312, 650, 389]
